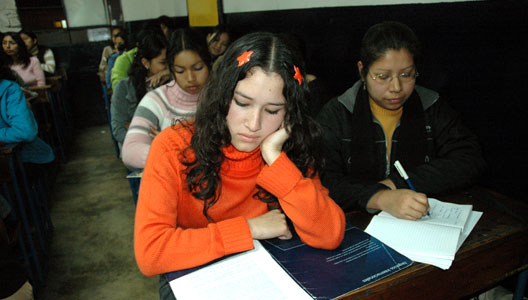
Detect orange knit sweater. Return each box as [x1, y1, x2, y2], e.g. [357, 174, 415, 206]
[134, 122, 346, 276]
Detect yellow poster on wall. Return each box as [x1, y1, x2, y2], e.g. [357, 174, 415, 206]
[187, 0, 219, 27]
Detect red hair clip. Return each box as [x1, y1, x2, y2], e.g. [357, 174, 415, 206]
[237, 51, 254, 67]
[293, 65, 303, 85]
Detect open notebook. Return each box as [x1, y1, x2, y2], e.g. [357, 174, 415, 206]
[167, 227, 412, 299]
[365, 198, 482, 270]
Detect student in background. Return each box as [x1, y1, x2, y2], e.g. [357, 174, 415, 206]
[98, 26, 125, 83]
[206, 25, 230, 60]
[0, 62, 49, 300]
[111, 23, 167, 90]
[2, 32, 45, 87]
[316, 21, 486, 220]
[121, 28, 210, 170]
[19, 30, 55, 76]
[0, 60, 35, 300]
[111, 34, 168, 151]
[206, 24, 231, 70]
[279, 32, 332, 118]
[0, 59, 54, 165]
[157, 15, 175, 40]
[105, 30, 128, 87]
[134, 31, 345, 300]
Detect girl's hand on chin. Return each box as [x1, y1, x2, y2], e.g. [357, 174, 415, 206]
[261, 124, 290, 166]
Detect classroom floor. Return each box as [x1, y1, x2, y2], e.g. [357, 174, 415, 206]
[38, 124, 158, 299]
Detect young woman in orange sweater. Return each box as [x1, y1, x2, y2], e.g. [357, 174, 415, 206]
[134, 31, 346, 299]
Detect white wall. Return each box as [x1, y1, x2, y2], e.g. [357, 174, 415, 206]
[223, 0, 483, 13]
[121, 0, 188, 22]
[0, 0, 21, 32]
[63, 0, 107, 27]
[118, 0, 482, 22]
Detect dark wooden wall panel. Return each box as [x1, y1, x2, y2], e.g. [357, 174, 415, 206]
[55, 0, 527, 199]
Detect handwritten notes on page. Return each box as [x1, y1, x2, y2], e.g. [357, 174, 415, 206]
[366, 198, 482, 270]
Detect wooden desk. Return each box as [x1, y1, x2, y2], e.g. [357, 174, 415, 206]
[339, 187, 528, 300]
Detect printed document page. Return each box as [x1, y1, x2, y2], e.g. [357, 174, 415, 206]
[170, 240, 313, 300]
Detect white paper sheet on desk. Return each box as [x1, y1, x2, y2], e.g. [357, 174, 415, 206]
[169, 240, 313, 300]
[365, 216, 460, 260]
[396, 210, 482, 270]
[456, 211, 483, 251]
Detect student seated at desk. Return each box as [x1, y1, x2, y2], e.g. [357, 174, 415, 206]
[105, 30, 128, 88]
[134, 32, 346, 300]
[206, 24, 231, 65]
[121, 28, 210, 170]
[316, 21, 486, 220]
[157, 15, 176, 40]
[19, 30, 56, 76]
[98, 26, 125, 83]
[0, 64, 54, 164]
[111, 22, 169, 90]
[2, 32, 45, 87]
[111, 34, 168, 151]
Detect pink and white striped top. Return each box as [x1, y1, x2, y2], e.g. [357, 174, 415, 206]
[121, 80, 199, 169]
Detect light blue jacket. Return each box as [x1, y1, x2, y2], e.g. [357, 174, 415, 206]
[0, 79, 54, 164]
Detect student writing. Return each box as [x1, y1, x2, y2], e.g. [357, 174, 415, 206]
[317, 21, 486, 220]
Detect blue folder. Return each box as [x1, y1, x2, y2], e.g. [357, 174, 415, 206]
[261, 225, 412, 299]
[166, 225, 412, 299]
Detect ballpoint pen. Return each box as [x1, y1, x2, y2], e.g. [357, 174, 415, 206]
[394, 160, 430, 216]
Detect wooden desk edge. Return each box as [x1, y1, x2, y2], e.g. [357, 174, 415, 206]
[338, 188, 528, 300]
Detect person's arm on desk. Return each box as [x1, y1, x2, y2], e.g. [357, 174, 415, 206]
[367, 178, 429, 220]
[135, 127, 345, 276]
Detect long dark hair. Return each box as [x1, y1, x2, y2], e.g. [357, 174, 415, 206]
[2, 32, 31, 68]
[128, 33, 167, 101]
[1, 52, 17, 81]
[181, 31, 322, 221]
[18, 30, 49, 62]
[206, 25, 231, 57]
[359, 21, 421, 79]
[167, 28, 212, 76]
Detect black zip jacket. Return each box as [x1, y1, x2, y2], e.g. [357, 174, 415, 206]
[316, 81, 486, 212]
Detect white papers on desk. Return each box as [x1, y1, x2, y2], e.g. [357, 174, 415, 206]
[169, 240, 312, 300]
[365, 198, 482, 270]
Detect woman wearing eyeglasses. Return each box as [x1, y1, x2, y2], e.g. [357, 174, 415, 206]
[317, 21, 486, 220]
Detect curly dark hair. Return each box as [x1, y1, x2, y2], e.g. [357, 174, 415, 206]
[2, 32, 31, 68]
[180, 31, 323, 221]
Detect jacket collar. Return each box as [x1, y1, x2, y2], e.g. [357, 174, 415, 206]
[337, 80, 440, 114]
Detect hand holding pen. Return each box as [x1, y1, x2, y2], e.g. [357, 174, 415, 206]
[394, 160, 430, 217]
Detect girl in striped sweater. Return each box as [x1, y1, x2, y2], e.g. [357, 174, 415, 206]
[122, 28, 211, 170]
